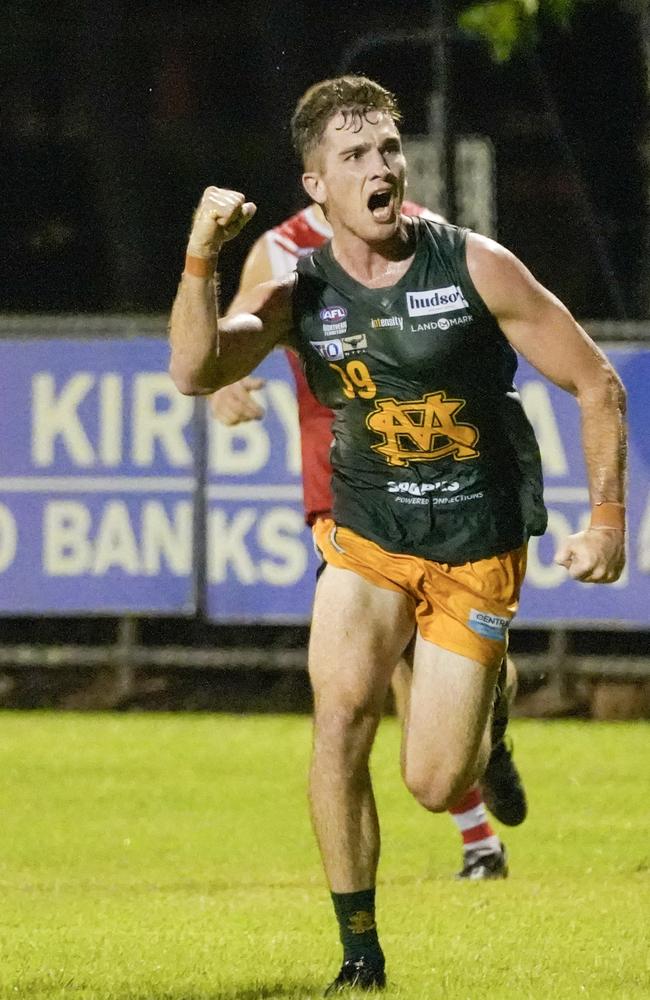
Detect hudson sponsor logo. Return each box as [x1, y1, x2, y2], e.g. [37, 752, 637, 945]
[411, 314, 473, 333]
[371, 316, 403, 331]
[406, 285, 469, 318]
[468, 608, 511, 640]
[320, 306, 347, 322]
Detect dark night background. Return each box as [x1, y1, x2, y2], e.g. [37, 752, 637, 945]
[2, 0, 649, 318]
[1, 2, 648, 713]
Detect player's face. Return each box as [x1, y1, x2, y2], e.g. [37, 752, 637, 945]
[305, 111, 407, 243]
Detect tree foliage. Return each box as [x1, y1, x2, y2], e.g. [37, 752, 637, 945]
[457, 0, 585, 61]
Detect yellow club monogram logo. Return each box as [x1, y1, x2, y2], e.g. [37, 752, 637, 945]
[348, 910, 376, 934]
[366, 391, 480, 468]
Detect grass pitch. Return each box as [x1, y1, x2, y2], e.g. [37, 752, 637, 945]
[0, 712, 648, 1000]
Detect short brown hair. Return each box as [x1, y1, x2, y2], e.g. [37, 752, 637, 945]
[291, 75, 402, 165]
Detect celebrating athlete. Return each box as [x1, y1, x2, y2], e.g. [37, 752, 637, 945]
[169, 76, 626, 993]
[210, 199, 527, 882]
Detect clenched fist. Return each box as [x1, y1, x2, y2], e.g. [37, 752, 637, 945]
[187, 186, 257, 259]
[554, 527, 625, 584]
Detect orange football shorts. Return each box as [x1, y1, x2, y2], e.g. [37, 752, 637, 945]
[313, 517, 527, 667]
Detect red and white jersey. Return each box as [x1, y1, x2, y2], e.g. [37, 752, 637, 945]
[264, 206, 334, 523]
[243, 202, 440, 523]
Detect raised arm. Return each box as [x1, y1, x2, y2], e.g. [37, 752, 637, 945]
[169, 187, 294, 396]
[466, 232, 626, 584]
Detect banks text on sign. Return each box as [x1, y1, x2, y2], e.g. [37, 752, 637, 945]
[0, 338, 647, 625]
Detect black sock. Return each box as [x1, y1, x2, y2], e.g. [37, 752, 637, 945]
[331, 888, 384, 965]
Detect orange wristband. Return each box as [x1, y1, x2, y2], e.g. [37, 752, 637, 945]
[184, 254, 215, 278]
[590, 501, 625, 531]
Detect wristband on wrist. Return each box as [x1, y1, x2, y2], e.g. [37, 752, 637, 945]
[590, 501, 625, 531]
[184, 254, 216, 278]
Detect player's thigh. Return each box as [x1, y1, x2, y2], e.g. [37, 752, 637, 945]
[390, 642, 415, 774]
[402, 634, 499, 809]
[390, 634, 415, 722]
[309, 564, 414, 715]
[390, 657, 412, 723]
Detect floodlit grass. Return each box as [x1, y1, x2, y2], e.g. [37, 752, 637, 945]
[0, 712, 648, 999]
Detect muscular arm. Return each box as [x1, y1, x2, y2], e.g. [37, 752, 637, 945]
[466, 233, 626, 581]
[170, 271, 294, 395]
[168, 187, 294, 396]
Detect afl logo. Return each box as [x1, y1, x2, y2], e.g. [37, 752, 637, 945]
[320, 306, 347, 322]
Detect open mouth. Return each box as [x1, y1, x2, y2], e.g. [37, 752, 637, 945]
[367, 189, 394, 222]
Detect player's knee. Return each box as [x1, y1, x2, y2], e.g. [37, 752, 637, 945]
[314, 702, 380, 737]
[403, 762, 472, 813]
[313, 700, 381, 759]
[404, 774, 451, 812]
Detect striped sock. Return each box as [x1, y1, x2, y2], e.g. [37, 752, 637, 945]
[449, 785, 501, 855]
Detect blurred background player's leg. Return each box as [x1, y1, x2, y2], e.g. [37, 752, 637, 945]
[480, 656, 528, 827]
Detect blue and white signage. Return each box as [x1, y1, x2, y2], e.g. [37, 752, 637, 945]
[516, 348, 648, 625]
[0, 337, 647, 626]
[0, 338, 197, 613]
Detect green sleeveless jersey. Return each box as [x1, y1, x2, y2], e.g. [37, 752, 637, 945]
[292, 218, 547, 564]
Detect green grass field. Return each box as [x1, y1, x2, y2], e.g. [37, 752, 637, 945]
[0, 712, 648, 1000]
